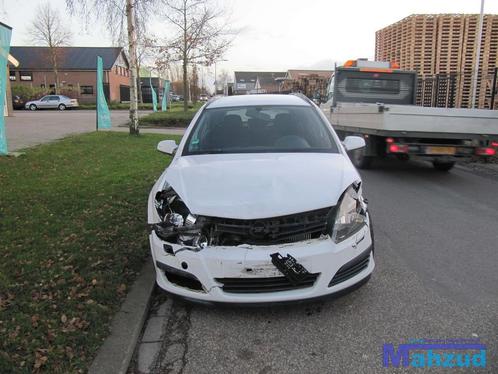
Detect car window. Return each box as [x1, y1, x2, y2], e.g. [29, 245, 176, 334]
[49, 96, 60, 101]
[184, 105, 339, 155]
[40, 96, 49, 102]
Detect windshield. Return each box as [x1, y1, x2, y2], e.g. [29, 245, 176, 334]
[183, 105, 339, 155]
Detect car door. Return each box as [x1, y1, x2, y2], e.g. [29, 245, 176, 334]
[48, 95, 60, 108]
[38, 96, 50, 108]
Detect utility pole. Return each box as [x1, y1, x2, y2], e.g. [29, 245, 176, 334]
[471, 0, 485, 109]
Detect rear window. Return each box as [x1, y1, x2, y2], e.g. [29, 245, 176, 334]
[183, 105, 339, 155]
[346, 78, 400, 94]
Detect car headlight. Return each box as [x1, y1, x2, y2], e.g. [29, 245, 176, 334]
[331, 183, 367, 243]
[153, 182, 208, 249]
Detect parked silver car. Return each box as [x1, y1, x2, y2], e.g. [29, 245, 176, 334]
[25, 95, 79, 111]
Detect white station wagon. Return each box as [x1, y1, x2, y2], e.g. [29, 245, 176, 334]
[148, 94, 374, 304]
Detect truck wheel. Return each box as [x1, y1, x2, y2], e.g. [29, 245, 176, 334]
[352, 148, 373, 169]
[433, 161, 455, 171]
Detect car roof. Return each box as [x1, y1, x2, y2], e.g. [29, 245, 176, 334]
[206, 94, 310, 109]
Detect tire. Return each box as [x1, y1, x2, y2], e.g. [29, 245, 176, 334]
[351, 147, 374, 169]
[29, 104, 37, 111]
[433, 161, 455, 171]
[58, 104, 66, 111]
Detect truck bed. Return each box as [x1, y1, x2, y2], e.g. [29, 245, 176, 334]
[324, 103, 498, 137]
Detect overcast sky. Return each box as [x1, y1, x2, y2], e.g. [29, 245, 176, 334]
[2, 0, 498, 79]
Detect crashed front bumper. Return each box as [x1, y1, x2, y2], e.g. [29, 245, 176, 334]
[149, 222, 374, 304]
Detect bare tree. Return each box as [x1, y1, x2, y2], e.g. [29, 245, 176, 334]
[158, 0, 235, 112]
[65, 0, 158, 135]
[28, 2, 72, 94]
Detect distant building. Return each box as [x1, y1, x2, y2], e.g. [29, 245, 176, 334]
[281, 69, 333, 98]
[375, 14, 498, 109]
[138, 68, 164, 104]
[233, 71, 286, 94]
[9, 46, 131, 103]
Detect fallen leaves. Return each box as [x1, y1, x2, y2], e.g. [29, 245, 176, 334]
[34, 349, 48, 370]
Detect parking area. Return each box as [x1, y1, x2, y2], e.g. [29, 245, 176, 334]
[4, 109, 184, 152]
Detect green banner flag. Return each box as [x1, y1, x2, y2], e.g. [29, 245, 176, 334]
[150, 74, 158, 112]
[96, 56, 111, 129]
[0, 22, 12, 155]
[162, 80, 170, 112]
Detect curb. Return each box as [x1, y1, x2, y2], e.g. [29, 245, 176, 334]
[88, 258, 156, 374]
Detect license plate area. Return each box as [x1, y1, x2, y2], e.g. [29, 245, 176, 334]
[270, 253, 311, 285]
[426, 146, 456, 155]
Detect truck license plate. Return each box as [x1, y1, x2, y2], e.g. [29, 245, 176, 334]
[426, 146, 456, 155]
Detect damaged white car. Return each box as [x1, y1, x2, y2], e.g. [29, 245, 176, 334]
[148, 94, 374, 304]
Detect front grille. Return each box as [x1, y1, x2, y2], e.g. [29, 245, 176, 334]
[216, 273, 319, 294]
[329, 250, 371, 287]
[209, 207, 332, 246]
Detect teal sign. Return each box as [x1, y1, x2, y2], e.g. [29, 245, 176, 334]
[96, 56, 111, 129]
[162, 80, 170, 112]
[0, 22, 12, 155]
[150, 74, 158, 112]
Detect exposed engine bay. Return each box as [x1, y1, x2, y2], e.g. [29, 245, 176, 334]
[152, 181, 367, 250]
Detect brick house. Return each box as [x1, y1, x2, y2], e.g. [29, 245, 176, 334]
[9, 46, 131, 103]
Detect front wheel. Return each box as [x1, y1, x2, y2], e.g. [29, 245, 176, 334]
[58, 104, 66, 111]
[351, 147, 374, 169]
[433, 161, 455, 171]
[29, 104, 37, 111]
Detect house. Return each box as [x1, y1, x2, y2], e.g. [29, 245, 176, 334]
[9, 46, 131, 103]
[233, 71, 286, 95]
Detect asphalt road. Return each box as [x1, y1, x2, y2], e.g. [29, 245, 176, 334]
[132, 160, 498, 374]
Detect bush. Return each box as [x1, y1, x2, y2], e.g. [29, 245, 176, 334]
[11, 85, 79, 101]
[139, 102, 203, 127]
[11, 85, 48, 101]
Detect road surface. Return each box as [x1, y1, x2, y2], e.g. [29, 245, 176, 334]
[131, 160, 498, 373]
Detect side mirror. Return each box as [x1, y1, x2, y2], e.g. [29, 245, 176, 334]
[157, 140, 178, 155]
[342, 136, 365, 151]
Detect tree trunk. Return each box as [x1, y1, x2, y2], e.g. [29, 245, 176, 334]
[51, 48, 59, 94]
[182, 3, 188, 113]
[126, 0, 140, 135]
[137, 61, 143, 104]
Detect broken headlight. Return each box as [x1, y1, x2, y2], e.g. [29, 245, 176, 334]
[153, 183, 208, 249]
[331, 183, 367, 243]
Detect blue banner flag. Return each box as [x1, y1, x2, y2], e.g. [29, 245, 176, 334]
[162, 80, 171, 112]
[150, 74, 158, 112]
[0, 22, 12, 155]
[96, 56, 111, 129]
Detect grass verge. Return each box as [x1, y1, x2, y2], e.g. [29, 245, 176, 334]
[138, 102, 203, 127]
[0, 132, 181, 373]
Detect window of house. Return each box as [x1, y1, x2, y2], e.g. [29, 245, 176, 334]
[9, 71, 16, 81]
[20, 72, 33, 81]
[80, 85, 94, 95]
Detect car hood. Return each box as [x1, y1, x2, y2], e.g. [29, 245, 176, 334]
[161, 153, 359, 220]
